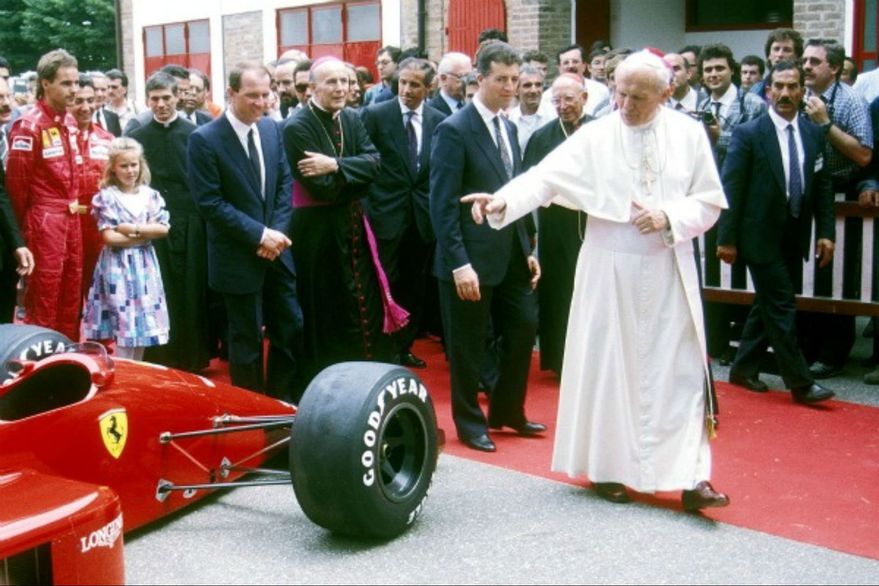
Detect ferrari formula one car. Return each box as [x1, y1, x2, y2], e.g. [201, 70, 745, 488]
[0, 325, 439, 584]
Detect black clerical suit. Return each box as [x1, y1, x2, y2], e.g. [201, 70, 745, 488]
[359, 98, 446, 360]
[430, 101, 538, 440]
[718, 112, 835, 388]
[283, 103, 392, 384]
[189, 114, 302, 399]
[130, 116, 212, 372]
[523, 115, 593, 375]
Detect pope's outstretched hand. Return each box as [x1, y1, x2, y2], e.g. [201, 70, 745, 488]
[460, 193, 507, 224]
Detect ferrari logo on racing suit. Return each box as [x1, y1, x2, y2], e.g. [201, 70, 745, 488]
[99, 409, 128, 459]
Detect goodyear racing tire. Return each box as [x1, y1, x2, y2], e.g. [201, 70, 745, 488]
[290, 362, 438, 538]
[0, 324, 72, 380]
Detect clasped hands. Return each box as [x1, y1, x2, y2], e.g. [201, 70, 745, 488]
[297, 151, 338, 178]
[258, 228, 291, 261]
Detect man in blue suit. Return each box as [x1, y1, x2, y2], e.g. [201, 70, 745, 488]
[430, 42, 543, 452]
[189, 61, 302, 400]
[718, 60, 835, 404]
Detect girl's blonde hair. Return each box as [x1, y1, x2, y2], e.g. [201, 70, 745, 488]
[101, 137, 152, 189]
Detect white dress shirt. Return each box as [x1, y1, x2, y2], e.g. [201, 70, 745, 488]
[225, 109, 265, 198]
[767, 107, 805, 200]
[399, 98, 424, 157]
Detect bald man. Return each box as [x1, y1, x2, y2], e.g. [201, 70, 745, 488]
[283, 58, 399, 384]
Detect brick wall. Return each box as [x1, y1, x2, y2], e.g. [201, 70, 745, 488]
[793, 0, 846, 44]
[222, 11, 264, 82]
[402, 0, 570, 64]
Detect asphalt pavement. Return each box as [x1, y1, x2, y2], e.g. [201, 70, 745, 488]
[124, 321, 879, 584]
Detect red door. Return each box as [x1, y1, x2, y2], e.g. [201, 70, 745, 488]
[446, 0, 506, 58]
[854, 0, 878, 71]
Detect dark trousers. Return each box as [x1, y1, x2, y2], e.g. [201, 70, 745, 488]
[731, 221, 813, 389]
[377, 223, 432, 357]
[224, 265, 304, 402]
[438, 249, 538, 440]
[0, 257, 16, 323]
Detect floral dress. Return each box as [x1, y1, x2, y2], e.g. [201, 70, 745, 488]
[82, 185, 171, 347]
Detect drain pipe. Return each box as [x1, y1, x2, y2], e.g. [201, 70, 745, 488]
[417, 0, 426, 54]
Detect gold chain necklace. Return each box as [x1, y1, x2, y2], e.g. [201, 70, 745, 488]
[308, 102, 345, 157]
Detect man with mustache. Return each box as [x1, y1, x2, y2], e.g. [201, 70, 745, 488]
[799, 38, 873, 380]
[718, 60, 836, 404]
[359, 58, 445, 370]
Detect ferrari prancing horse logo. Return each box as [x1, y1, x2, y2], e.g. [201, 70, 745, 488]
[99, 409, 128, 459]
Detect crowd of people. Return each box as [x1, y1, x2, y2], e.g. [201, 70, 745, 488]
[0, 23, 876, 511]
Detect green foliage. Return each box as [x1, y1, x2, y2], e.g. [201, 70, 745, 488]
[0, 0, 117, 74]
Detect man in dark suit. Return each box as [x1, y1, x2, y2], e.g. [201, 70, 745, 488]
[718, 60, 836, 404]
[430, 42, 544, 452]
[360, 58, 446, 369]
[88, 72, 123, 137]
[189, 61, 302, 400]
[428, 52, 471, 116]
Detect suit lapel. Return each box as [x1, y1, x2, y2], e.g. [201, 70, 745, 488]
[467, 106, 508, 184]
[217, 116, 262, 198]
[418, 107, 439, 180]
[759, 115, 787, 196]
[388, 100, 417, 181]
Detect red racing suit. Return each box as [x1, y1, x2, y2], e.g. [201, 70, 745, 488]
[6, 100, 83, 340]
[76, 124, 113, 298]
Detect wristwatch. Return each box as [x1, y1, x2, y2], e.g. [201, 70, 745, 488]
[820, 120, 833, 134]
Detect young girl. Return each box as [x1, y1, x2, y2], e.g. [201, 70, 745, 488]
[82, 137, 171, 361]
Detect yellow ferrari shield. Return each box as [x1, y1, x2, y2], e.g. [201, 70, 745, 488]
[99, 409, 128, 459]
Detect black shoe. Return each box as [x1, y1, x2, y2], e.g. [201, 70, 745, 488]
[729, 372, 768, 392]
[593, 482, 632, 504]
[399, 352, 427, 369]
[791, 383, 835, 404]
[461, 433, 496, 452]
[682, 481, 730, 511]
[489, 420, 547, 436]
[809, 361, 842, 379]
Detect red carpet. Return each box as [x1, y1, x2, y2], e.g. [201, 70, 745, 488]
[203, 339, 879, 560]
[409, 338, 879, 561]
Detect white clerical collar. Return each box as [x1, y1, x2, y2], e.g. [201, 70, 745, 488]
[767, 106, 800, 135]
[153, 111, 179, 128]
[399, 98, 424, 117]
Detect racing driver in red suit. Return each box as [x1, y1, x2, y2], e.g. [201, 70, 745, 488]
[5, 49, 83, 340]
[70, 73, 113, 299]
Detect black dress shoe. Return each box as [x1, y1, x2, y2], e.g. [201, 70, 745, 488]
[718, 348, 736, 367]
[489, 420, 547, 436]
[399, 352, 427, 369]
[809, 361, 842, 379]
[681, 481, 730, 511]
[728, 372, 768, 392]
[461, 433, 496, 452]
[593, 482, 632, 504]
[791, 383, 835, 404]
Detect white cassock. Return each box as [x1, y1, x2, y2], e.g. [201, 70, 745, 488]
[488, 108, 727, 492]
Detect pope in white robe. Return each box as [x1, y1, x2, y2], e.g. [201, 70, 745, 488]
[464, 51, 731, 510]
